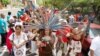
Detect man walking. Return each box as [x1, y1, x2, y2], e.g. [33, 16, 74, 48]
[0, 14, 7, 46]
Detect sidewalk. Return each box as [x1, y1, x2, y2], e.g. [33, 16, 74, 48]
[0, 46, 9, 56]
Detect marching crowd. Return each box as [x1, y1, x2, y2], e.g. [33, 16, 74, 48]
[0, 5, 97, 56]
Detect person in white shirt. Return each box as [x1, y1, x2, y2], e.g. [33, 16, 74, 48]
[90, 35, 100, 56]
[69, 14, 75, 24]
[27, 28, 39, 55]
[9, 22, 28, 56]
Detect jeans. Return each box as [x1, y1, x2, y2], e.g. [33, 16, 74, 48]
[0, 33, 7, 46]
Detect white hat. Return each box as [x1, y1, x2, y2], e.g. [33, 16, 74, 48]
[15, 22, 23, 27]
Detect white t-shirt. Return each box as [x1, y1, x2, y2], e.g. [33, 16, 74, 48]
[27, 32, 38, 53]
[69, 15, 75, 24]
[9, 16, 15, 22]
[31, 33, 38, 53]
[90, 36, 100, 56]
[9, 32, 28, 56]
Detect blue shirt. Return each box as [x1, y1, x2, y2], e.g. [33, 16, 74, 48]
[0, 18, 7, 33]
[17, 11, 24, 18]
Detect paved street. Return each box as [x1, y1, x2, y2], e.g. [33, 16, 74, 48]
[0, 7, 20, 16]
[0, 46, 9, 56]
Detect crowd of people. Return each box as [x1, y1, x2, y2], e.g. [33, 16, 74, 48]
[0, 2, 99, 56]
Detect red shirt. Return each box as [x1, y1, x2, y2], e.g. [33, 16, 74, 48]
[20, 13, 30, 22]
[56, 27, 71, 43]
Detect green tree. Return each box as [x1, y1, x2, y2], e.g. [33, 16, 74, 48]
[38, 0, 100, 10]
[42, 0, 72, 9]
[1, 0, 10, 7]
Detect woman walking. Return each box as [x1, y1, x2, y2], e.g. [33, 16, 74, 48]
[38, 29, 54, 56]
[9, 22, 28, 56]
